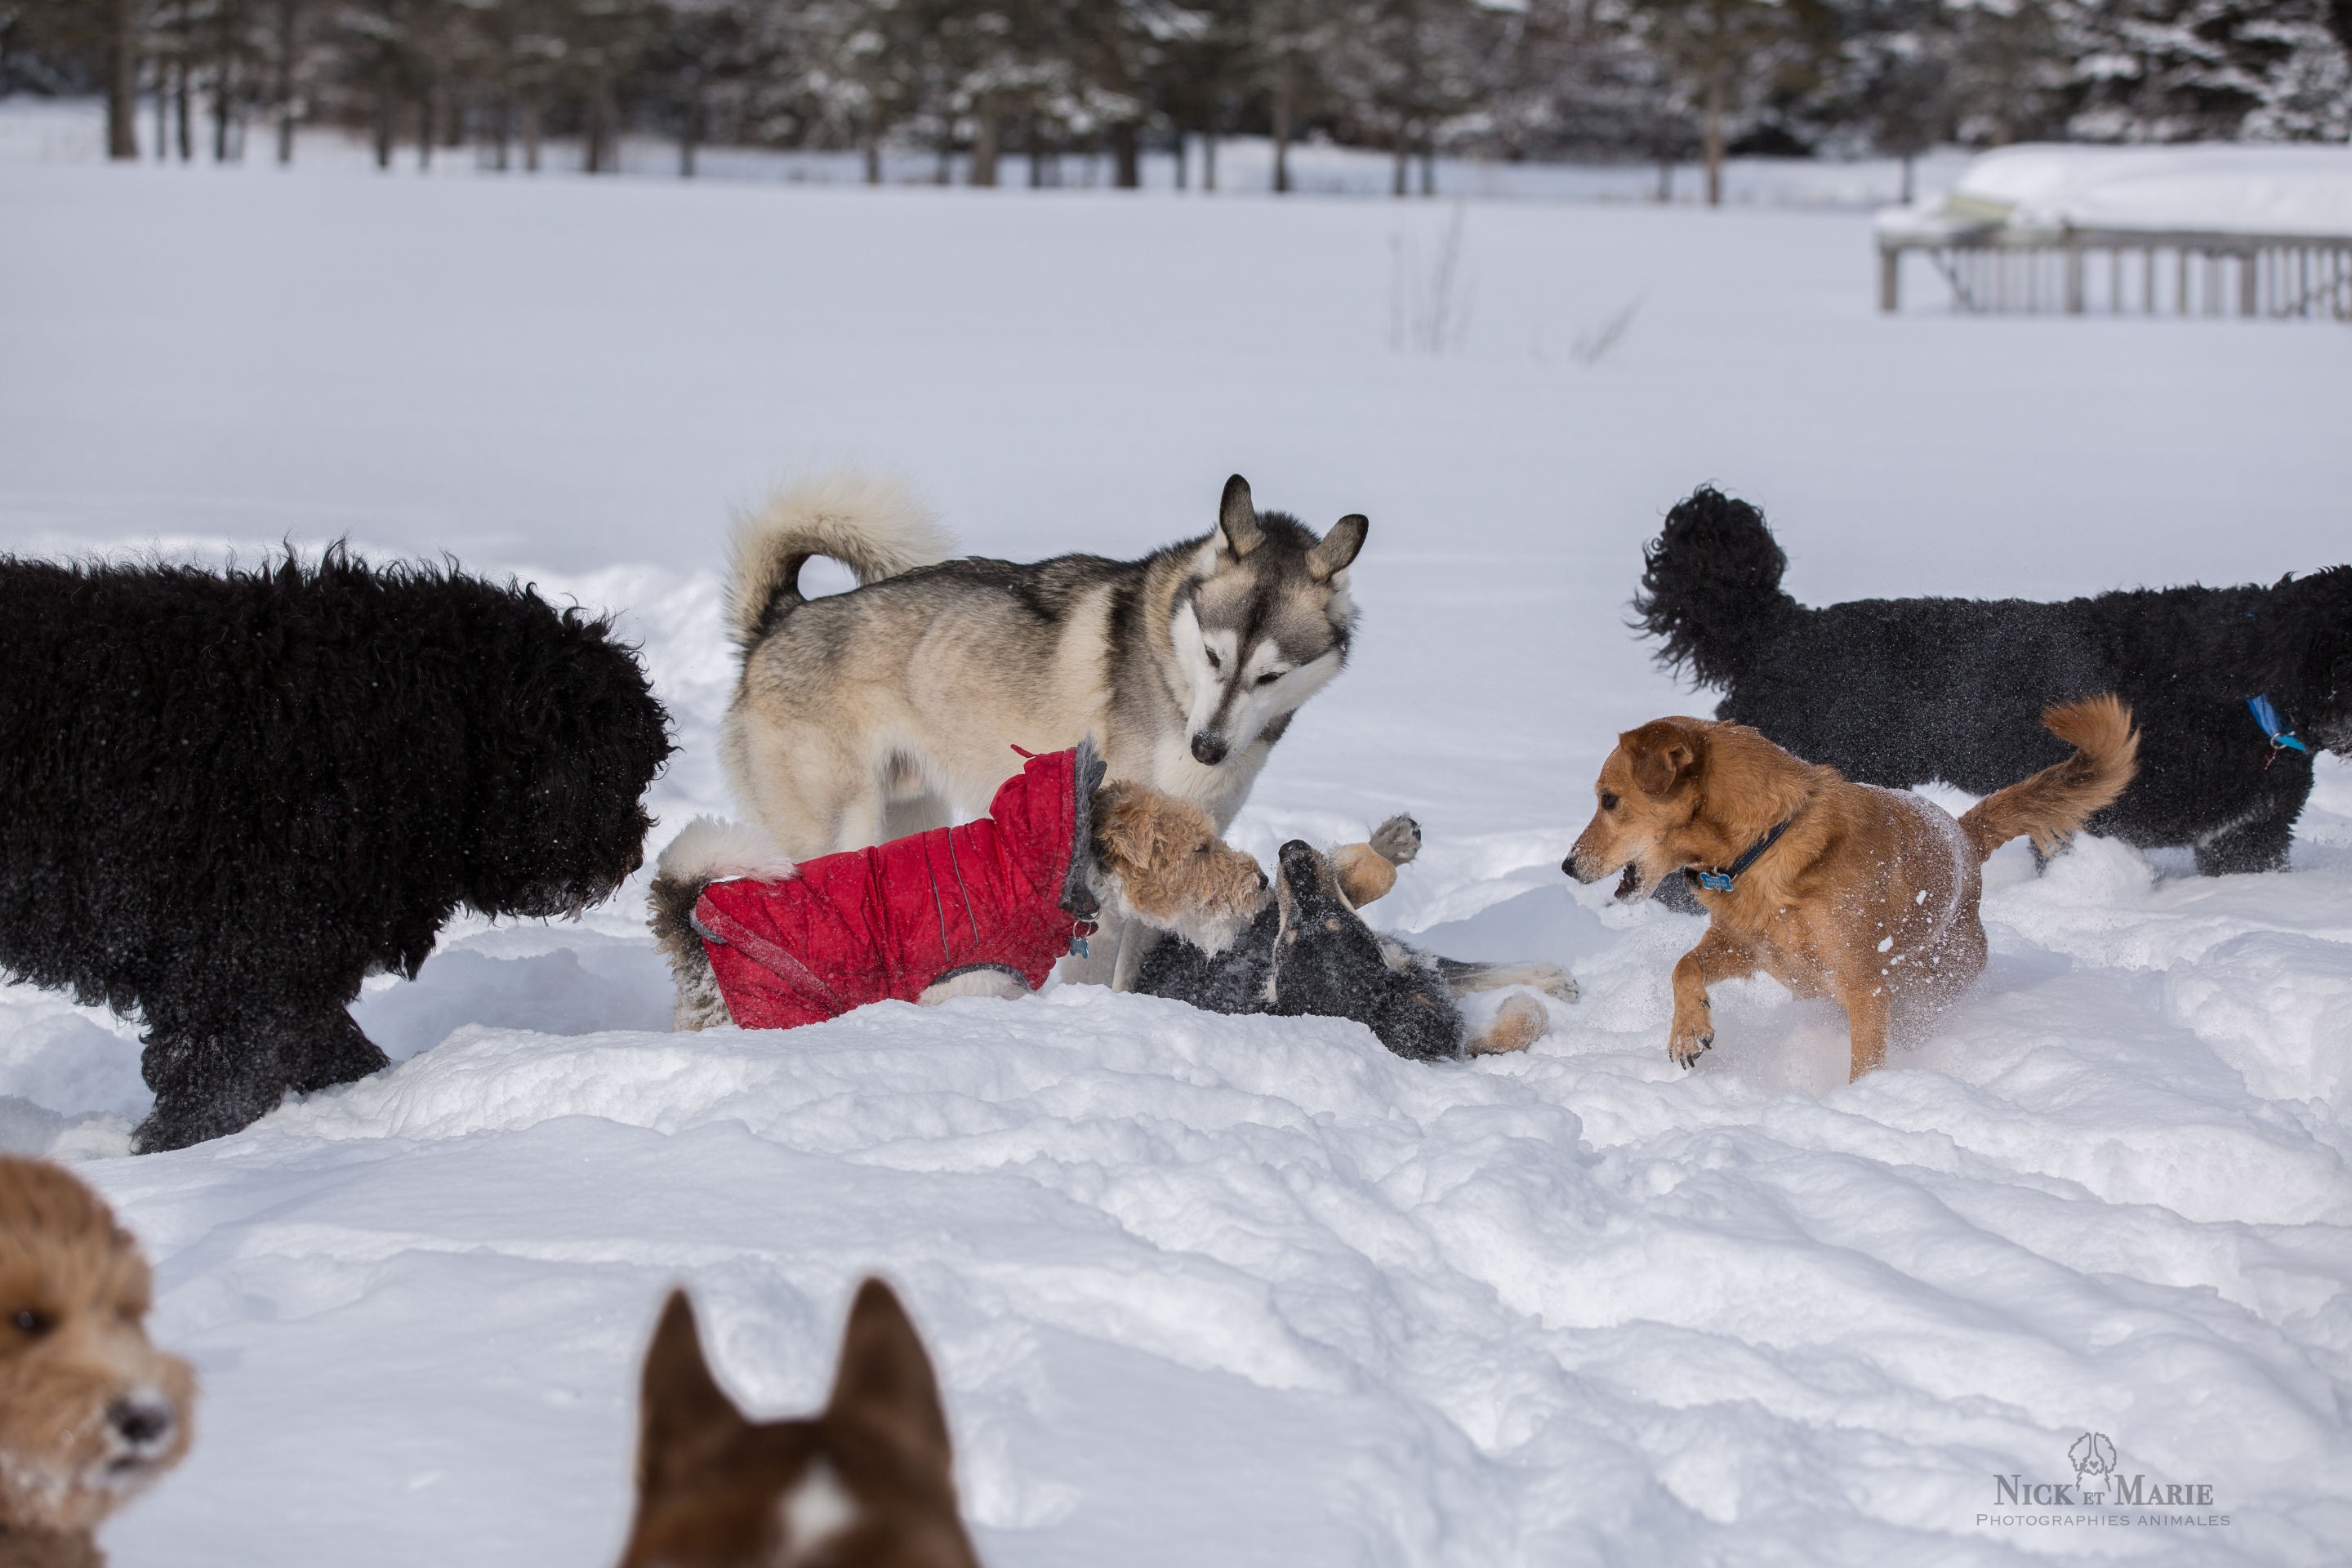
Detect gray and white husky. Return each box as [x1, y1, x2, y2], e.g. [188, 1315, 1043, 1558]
[719, 470, 1366, 872]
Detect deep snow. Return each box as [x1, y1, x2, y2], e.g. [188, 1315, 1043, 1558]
[2, 121, 2350, 1566]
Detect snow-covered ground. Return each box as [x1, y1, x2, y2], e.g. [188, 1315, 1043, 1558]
[2, 118, 2350, 1566]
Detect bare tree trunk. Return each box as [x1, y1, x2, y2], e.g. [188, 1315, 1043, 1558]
[1655, 151, 1671, 202]
[1203, 127, 1216, 191]
[1027, 114, 1045, 187]
[679, 91, 700, 178]
[273, 0, 297, 163]
[417, 88, 433, 170]
[106, 0, 140, 158]
[1900, 151, 1914, 205]
[1172, 129, 1186, 190]
[522, 96, 541, 172]
[1111, 121, 1138, 189]
[1392, 122, 1408, 197]
[174, 55, 193, 161]
[153, 56, 169, 158]
[372, 82, 392, 169]
[212, 61, 232, 163]
[1272, 56, 1293, 194]
[862, 122, 881, 184]
[1703, 71, 1725, 207]
[970, 100, 999, 187]
[1419, 125, 1435, 196]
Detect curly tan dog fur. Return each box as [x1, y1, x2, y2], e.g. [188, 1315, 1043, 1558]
[0, 1160, 194, 1568]
[1566, 697, 2136, 1080]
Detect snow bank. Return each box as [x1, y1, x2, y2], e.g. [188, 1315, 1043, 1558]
[2, 155, 2349, 1565]
[1879, 142, 2352, 239]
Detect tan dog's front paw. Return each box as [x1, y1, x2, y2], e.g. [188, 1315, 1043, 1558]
[1668, 1002, 1714, 1068]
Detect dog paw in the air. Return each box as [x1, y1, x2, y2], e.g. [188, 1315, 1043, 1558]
[1527, 963, 1579, 1004]
[1369, 814, 1422, 866]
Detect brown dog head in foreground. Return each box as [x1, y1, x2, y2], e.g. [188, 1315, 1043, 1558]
[619, 1281, 981, 1568]
[0, 1157, 195, 1566]
[1087, 779, 1269, 956]
[1566, 696, 2136, 1080]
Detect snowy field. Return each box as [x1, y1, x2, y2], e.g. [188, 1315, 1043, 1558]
[3, 109, 2352, 1566]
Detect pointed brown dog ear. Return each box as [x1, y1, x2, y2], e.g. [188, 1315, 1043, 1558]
[1307, 514, 1367, 580]
[1217, 474, 1263, 558]
[825, 1279, 956, 1474]
[637, 1290, 748, 1498]
[1623, 719, 1707, 797]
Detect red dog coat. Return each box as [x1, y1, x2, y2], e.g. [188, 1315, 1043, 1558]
[693, 746, 1102, 1030]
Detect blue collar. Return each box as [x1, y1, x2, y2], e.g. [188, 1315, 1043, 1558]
[2248, 694, 2310, 758]
[1686, 819, 1792, 893]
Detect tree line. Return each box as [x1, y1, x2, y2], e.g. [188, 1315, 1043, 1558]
[2, 0, 2346, 203]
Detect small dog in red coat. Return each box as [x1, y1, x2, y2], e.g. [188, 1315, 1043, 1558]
[650, 743, 1270, 1031]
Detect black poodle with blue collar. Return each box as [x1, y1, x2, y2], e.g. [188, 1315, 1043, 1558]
[1635, 487, 2348, 875]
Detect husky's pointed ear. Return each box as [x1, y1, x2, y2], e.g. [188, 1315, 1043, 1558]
[1217, 474, 1263, 558]
[1307, 514, 1368, 580]
[825, 1279, 956, 1473]
[636, 1290, 750, 1498]
[1623, 719, 1707, 798]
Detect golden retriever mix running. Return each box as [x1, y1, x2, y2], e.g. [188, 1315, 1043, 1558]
[1566, 697, 2137, 1079]
[0, 1157, 195, 1568]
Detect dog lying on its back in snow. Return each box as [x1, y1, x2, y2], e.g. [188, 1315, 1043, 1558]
[1134, 814, 1579, 1059]
[1636, 487, 2349, 874]
[0, 550, 671, 1152]
[0, 1157, 195, 1568]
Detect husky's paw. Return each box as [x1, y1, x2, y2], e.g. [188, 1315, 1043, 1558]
[1668, 1001, 1714, 1069]
[1369, 814, 1422, 866]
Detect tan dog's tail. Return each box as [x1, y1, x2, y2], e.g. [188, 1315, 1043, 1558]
[1957, 695, 2139, 861]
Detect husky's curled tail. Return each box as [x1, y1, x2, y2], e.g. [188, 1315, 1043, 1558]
[1633, 486, 1797, 688]
[726, 471, 956, 652]
[1957, 695, 2140, 860]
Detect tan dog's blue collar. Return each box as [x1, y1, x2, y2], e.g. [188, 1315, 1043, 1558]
[1688, 819, 1792, 893]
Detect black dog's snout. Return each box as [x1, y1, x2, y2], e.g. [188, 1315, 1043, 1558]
[109, 1395, 175, 1450]
[1190, 732, 1229, 766]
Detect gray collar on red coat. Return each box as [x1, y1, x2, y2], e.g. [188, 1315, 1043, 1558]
[1061, 737, 1107, 920]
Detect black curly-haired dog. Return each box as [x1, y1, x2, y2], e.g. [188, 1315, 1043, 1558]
[1634, 488, 2350, 875]
[0, 549, 672, 1152]
[1137, 820, 1571, 1059]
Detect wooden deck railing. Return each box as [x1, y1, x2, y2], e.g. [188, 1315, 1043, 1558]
[1878, 227, 2352, 321]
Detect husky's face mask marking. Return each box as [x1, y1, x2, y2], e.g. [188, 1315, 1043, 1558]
[1173, 475, 1365, 768]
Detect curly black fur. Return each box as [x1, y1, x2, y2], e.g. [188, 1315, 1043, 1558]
[1636, 488, 2352, 875]
[0, 548, 672, 1151]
